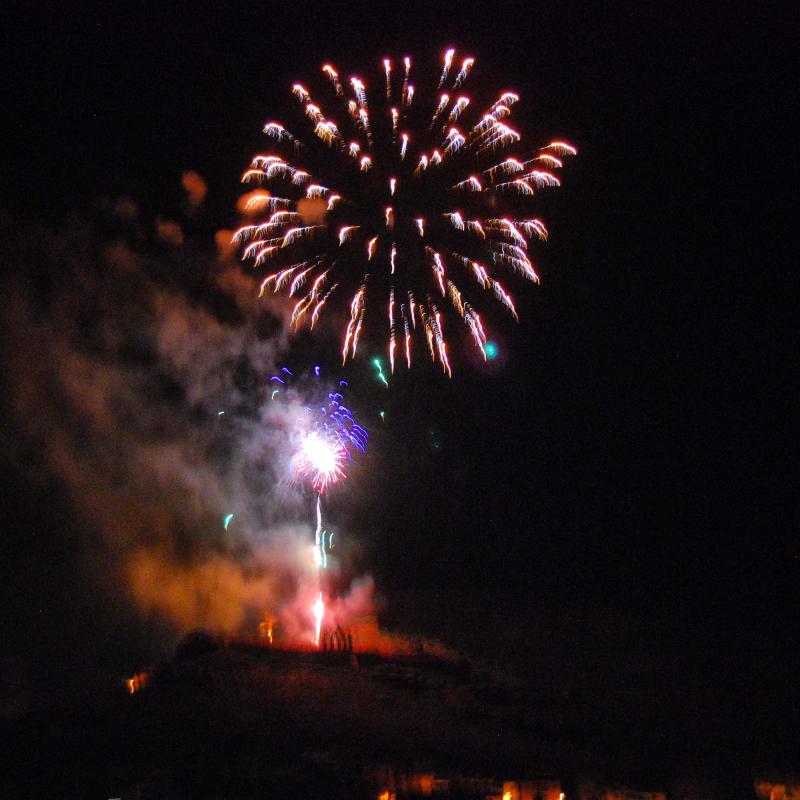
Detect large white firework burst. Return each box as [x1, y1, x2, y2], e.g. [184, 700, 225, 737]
[234, 49, 577, 375]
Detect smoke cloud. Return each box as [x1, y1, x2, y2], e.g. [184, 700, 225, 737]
[0, 184, 374, 660]
[180, 169, 207, 210]
[155, 216, 184, 246]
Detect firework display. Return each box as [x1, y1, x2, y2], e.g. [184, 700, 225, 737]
[235, 50, 577, 647]
[272, 366, 368, 644]
[235, 49, 576, 375]
[290, 389, 367, 493]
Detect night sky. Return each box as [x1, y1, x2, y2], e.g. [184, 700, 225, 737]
[1, 0, 796, 773]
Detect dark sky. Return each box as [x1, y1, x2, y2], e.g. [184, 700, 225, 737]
[1, 0, 795, 735]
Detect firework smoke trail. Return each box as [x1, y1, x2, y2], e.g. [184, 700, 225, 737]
[279, 368, 368, 645]
[236, 49, 576, 374]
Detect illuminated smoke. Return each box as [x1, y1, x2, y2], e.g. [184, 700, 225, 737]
[181, 169, 208, 210]
[155, 216, 184, 246]
[0, 194, 375, 654]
